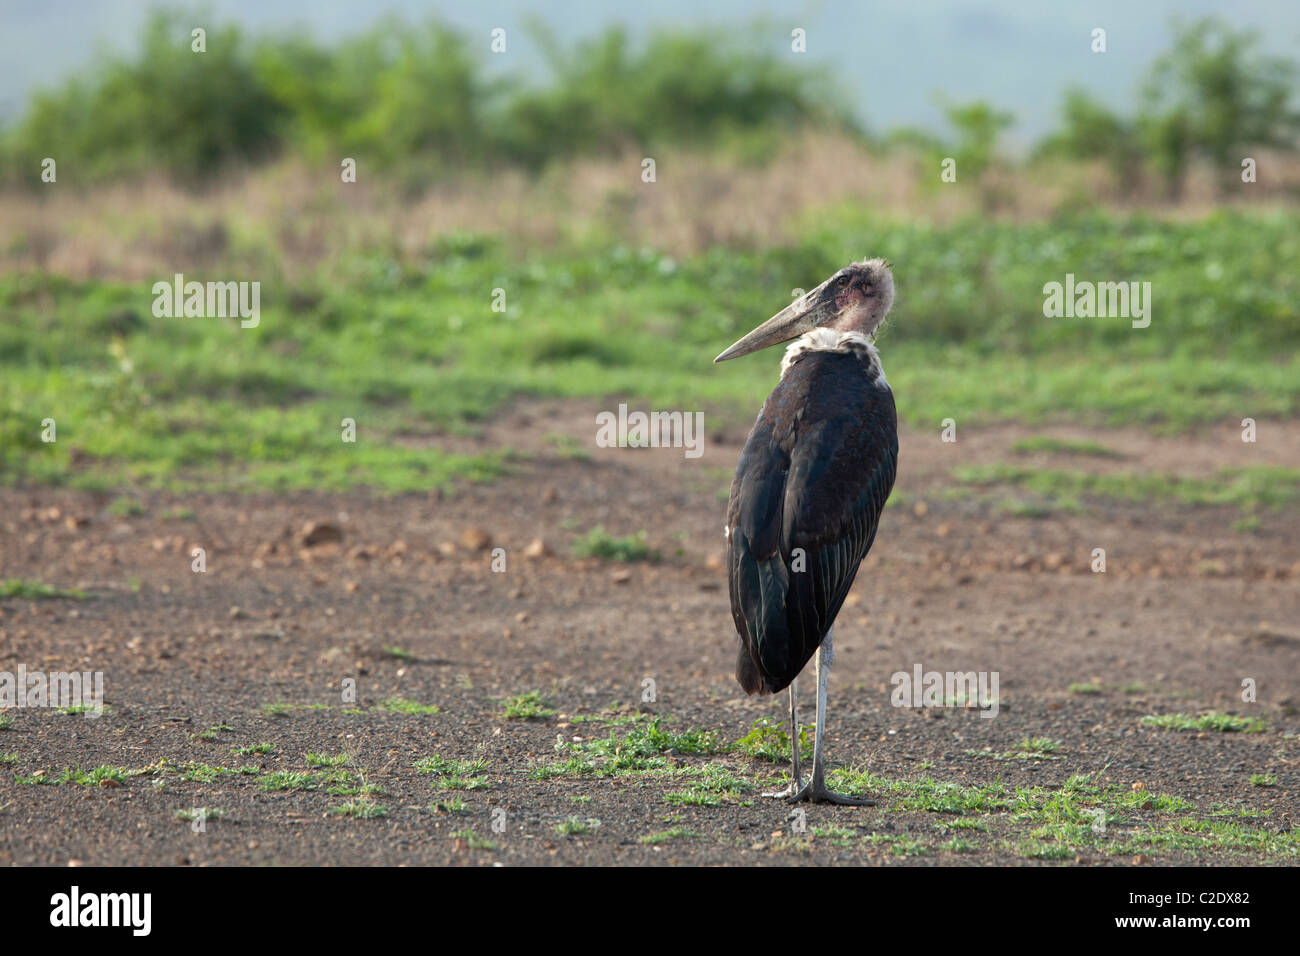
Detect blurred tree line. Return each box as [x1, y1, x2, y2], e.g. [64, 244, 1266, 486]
[1036, 18, 1300, 198]
[1, 11, 1296, 194]
[0, 10, 850, 187]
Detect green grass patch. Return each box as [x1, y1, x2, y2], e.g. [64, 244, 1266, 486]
[556, 816, 596, 836]
[5, 212, 1300, 494]
[733, 716, 812, 764]
[665, 764, 753, 806]
[1020, 840, 1076, 860]
[325, 781, 382, 796]
[305, 752, 349, 767]
[181, 762, 245, 783]
[1011, 436, 1124, 458]
[107, 496, 146, 517]
[638, 827, 702, 845]
[891, 837, 932, 857]
[196, 723, 235, 741]
[502, 691, 555, 721]
[955, 464, 1300, 514]
[60, 765, 128, 787]
[818, 768, 1294, 861]
[55, 704, 101, 716]
[233, 742, 275, 756]
[0, 579, 87, 600]
[1103, 816, 1299, 858]
[376, 697, 441, 716]
[572, 527, 659, 563]
[535, 716, 728, 779]
[451, 828, 497, 850]
[967, 737, 1063, 761]
[1142, 712, 1266, 733]
[415, 754, 490, 789]
[329, 800, 389, 819]
[260, 771, 318, 792]
[174, 808, 225, 823]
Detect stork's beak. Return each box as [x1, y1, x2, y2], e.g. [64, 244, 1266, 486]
[713, 291, 834, 363]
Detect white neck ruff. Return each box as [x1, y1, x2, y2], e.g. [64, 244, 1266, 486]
[780, 329, 887, 386]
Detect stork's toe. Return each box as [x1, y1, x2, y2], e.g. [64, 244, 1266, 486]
[806, 784, 873, 806]
[763, 780, 806, 800]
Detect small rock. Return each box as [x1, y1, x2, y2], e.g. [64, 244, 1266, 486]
[460, 527, 493, 551]
[523, 538, 552, 559]
[611, 568, 632, 584]
[299, 521, 343, 547]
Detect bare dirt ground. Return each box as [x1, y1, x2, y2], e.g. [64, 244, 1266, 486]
[1, 402, 1297, 866]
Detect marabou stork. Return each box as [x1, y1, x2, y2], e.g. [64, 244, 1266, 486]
[715, 259, 897, 804]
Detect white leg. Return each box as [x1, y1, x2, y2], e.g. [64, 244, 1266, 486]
[763, 678, 805, 798]
[799, 628, 873, 806]
[811, 631, 831, 791]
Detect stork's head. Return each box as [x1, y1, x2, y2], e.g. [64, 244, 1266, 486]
[714, 258, 894, 363]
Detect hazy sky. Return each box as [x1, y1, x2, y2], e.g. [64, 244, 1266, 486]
[1, 0, 1296, 143]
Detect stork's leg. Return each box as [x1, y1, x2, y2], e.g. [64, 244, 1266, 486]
[763, 678, 805, 798]
[790, 629, 874, 806]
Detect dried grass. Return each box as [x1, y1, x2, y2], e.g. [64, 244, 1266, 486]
[3, 133, 1298, 280]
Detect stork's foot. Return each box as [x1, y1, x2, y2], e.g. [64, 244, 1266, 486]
[785, 781, 875, 806]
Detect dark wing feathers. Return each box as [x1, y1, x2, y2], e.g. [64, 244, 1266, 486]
[727, 350, 897, 695]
